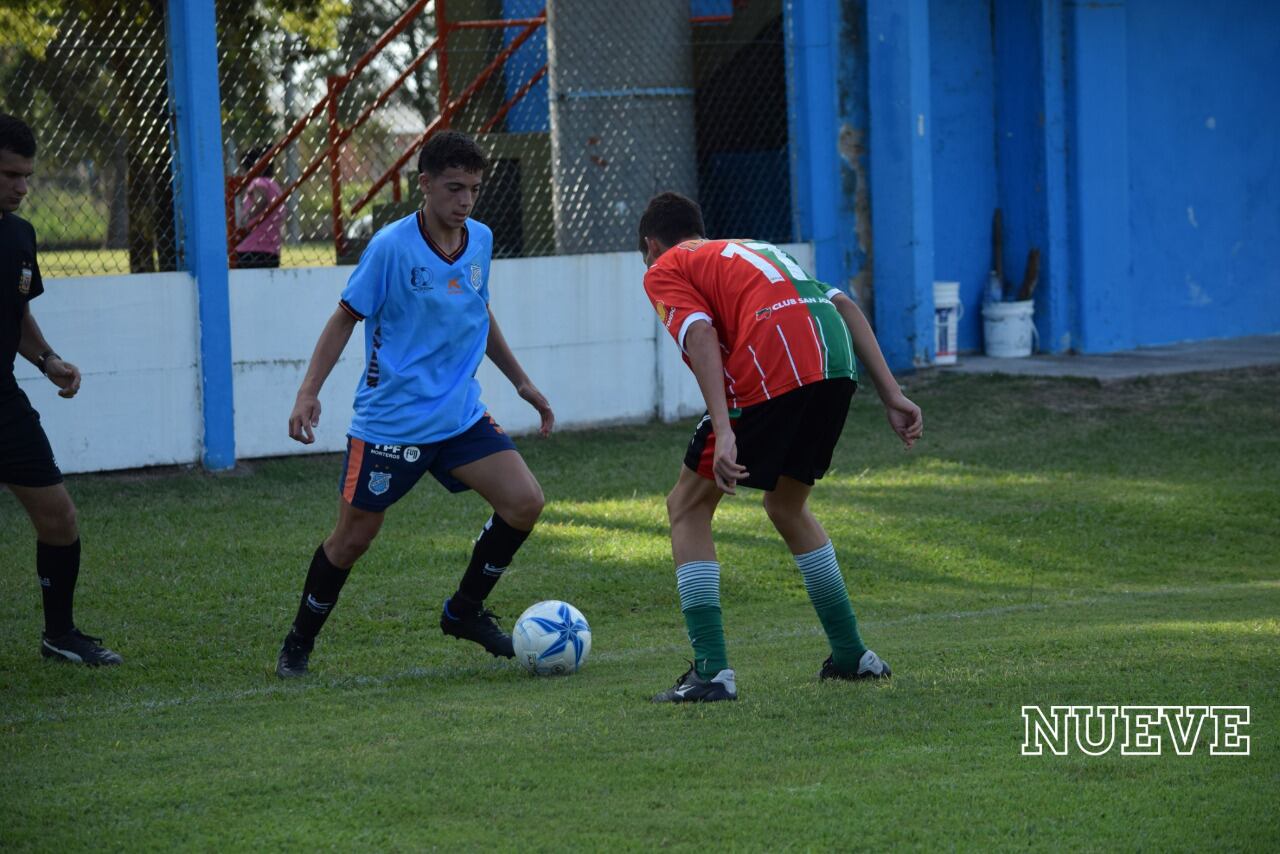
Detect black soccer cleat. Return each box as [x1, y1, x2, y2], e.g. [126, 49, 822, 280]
[40, 628, 123, 666]
[820, 649, 892, 681]
[651, 664, 738, 703]
[276, 629, 314, 678]
[440, 598, 515, 658]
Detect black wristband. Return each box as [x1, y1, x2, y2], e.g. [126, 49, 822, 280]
[37, 350, 59, 375]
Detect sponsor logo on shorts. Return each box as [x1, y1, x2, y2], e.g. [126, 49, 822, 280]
[371, 444, 407, 460]
[403, 446, 421, 463]
[368, 471, 392, 496]
[470, 264, 483, 290]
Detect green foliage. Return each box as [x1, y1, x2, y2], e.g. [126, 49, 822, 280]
[1, 368, 1277, 848]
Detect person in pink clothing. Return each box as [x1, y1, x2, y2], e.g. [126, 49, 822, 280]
[235, 146, 284, 268]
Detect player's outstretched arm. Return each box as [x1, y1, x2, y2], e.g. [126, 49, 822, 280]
[684, 320, 749, 494]
[18, 306, 80, 399]
[485, 308, 554, 436]
[831, 293, 923, 450]
[289, 306, 358, 444]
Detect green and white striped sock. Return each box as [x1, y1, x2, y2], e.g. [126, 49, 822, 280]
[676, 560, 728, 678]
[795, 541, 866, 670]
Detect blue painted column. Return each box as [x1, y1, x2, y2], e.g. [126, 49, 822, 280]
[167, 0, 235, 470]
[783, 0, 849, 291]
[866, 0, 935, 370]
[1037, 1, 1072, 353]
[1066, 0, 1131, 352]
[993, 0, 1072, 353]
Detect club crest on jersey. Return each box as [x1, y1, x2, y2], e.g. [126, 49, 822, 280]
[18, 264, 33, 295]
[754, 306, 772, 321]
[470, 263, 483, 290]
[410, 266, 434, 293]
[368, 471, 392, 496]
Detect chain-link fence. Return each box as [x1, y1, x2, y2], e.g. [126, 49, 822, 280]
[218, 0, 793, 266]
[1, 1, 176, 278]
[2, 0, 792, 277]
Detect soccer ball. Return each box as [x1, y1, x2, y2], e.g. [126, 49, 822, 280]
[512, 600, 592, 676]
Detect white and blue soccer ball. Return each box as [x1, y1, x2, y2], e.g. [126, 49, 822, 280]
[512, 600, 591, 676]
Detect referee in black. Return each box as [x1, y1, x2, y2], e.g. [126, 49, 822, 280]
[1, 115, 120, 665]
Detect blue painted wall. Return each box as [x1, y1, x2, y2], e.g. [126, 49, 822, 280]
[501, 0, 550, 132]
[1125, 0, 1280, 345]
[866, 0, 936, 369]
[928, 0, 996, 352]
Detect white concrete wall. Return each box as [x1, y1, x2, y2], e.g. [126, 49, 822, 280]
[229, 266, 365, 458]
[14, 273, 201, 473]
[18, 243, 812, 474]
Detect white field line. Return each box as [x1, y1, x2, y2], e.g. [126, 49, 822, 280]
[3, 580, 1276, 728]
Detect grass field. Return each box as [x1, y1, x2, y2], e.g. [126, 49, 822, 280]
[2, 368, 1277, 850]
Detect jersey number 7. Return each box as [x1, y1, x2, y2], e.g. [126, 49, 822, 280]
[720, 241, 810, 284]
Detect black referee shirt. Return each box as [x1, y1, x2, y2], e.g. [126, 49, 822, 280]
[0, 210, 43, 397]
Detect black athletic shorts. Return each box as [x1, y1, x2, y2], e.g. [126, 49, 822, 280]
[684, 378, 856, 491]
[0, 389, 63, 487]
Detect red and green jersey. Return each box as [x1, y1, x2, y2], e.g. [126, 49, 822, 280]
[643, 238, 856, 408]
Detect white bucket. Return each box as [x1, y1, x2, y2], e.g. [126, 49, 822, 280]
[983, 299, 1036, 358]
[933, 281, 962, 365]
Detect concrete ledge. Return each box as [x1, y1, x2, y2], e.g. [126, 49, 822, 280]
[940, 334, 1280, 382]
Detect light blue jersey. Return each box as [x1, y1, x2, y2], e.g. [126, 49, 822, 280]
[339, 212, 493, 444]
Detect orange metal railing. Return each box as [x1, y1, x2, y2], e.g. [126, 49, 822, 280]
[226, 5, 733, 265]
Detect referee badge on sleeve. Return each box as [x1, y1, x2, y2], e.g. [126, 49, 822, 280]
[19, 264, 33, 295]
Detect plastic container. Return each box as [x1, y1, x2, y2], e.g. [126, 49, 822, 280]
[982, 299, 1036, 358]
[933, 281, 962, 365]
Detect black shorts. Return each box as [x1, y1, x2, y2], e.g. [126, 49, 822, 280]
[0, 390, 63, 488]
[684, 378, 855, 491]
[338, 412, 517, 512]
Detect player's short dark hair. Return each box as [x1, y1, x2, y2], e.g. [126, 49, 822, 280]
[242, 145, 274, 179]
[0, 114, 37, 158]
[417, 131, 487, 176]
[637, 191, 706, 253]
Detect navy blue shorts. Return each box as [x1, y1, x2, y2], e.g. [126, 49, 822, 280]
[339, 412, 517, 512]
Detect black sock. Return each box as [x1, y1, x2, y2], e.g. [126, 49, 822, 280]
[37, 539, 80, 638]
[451, 514, 531, 613]
[291, 544, 351, 641]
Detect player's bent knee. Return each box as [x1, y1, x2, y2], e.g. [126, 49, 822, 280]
[326, 524, 380, 567]
[35, 501, 78, 543]
[667, 488, 713, 527]
[761, 495, 789, 522]
[327, 537, 372, 568]
[504, 484, 544, 530]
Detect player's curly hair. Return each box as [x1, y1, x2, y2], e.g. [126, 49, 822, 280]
[637, 191, 706, 254]
[417, 131, 488, 176]
[0, 114, 36, 158]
